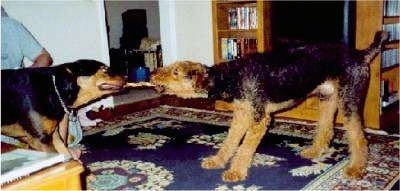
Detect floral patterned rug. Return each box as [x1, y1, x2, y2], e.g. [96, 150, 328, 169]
[81, 105, 399, 190]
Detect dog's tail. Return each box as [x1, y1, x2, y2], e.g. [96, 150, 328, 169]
[363, 31, 389, 63]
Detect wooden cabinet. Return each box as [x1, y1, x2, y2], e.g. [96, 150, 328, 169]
[212, 0, 399, 130]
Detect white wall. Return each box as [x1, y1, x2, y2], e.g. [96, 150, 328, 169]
[2, 1, 110, 65]
[105, 0, 160, 49]
[159, 1, 214, 66]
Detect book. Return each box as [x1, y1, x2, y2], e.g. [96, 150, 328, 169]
[1, 149, 68, 185]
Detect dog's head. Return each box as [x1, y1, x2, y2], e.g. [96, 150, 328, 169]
[56, 59, 126, 108]
[150, 61, 209, 99]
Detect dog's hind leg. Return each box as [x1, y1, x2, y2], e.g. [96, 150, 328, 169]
[339, 70, 369, 179]
[222, 114, 270, 182]
[301, 82, 339, 159]
[342, 113, 367, 179]
[201, 100, 253, 169]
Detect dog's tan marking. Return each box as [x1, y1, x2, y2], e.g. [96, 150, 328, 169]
[26, 135, 56, 152]
[39, 114, 59, 136]
[343, 114, 368, 179]
[26, 110, 58, 136]
[34, 111, 71, 157]
[1, 123, 26, 137]
[301, 80, 339, 159]
[150, 61, 208, 98]
[221, 100, 297, 182]
[52, 125, 72, 158]
[223, 116, 270, 182]
[201, 100, 254, 169]
[73, 68, 125, 107]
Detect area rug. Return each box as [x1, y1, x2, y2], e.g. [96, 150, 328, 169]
[81, 105, 399, 190]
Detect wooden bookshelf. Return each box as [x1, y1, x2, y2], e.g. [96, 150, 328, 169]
[380, 0, 399, 129]
[212, 0, 271, 64]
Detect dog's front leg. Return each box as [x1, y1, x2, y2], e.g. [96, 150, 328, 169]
[52, 127, 72, 158]
[222, 114, 270, 182]
[201, 100, 253, 169]
[52, 117, 72, 159]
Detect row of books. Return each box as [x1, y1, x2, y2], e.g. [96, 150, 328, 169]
[384, 0, 399, 16]
[228, 6, 258, 30]
[220, 38, 258, 60]
[380, 79, 398, 108]
[383, 23, 399, 41]
[382, 49, 399, 68]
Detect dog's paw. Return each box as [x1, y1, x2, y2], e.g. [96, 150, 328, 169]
[344, 164, 366, 179]
[299, 146, 324, 159]
[222, 169, 246, 182]
[201, 156, 225, 169]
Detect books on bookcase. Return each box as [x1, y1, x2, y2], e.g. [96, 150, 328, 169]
[380, 79, 399, 109]
[228, 6, 258, 30]
[381, 49, 399, 68]
[220, 38, 258, 60]
[1, 149, 68, 185]
[384, 0, 399, 17]
[382, 23, 399, 42]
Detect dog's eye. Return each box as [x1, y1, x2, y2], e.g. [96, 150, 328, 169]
[172, 68, 179, 76]
[101, 67, 108, 73]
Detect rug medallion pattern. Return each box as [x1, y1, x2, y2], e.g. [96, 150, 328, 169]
[81, 105, 399, 190]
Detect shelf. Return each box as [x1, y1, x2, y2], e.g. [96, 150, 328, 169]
[384, 40, 399, 50]
[383, 16, 400, 24]
[382, 63, 399, 73]
[216, 1, 256, 5]
[217, 29, 257, 38]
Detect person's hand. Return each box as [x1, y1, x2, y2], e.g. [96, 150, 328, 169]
[32, 49, 53, 67]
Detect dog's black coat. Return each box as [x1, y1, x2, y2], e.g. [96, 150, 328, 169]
[1, 59, 119, 142]
[207, 33, 385, 120]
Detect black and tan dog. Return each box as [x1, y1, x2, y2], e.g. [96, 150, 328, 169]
[1, 59, 126, 157]
[150, 31, 389, 182]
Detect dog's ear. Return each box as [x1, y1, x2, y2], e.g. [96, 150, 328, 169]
[189, 68, 209, 92]
[54, 66, 80, 106]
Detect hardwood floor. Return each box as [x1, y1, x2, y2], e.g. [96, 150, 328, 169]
[86, 93, 216, 122]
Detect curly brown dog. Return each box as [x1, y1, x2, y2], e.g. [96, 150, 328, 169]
[2, 60, 126, 158]
[150, 31, 388, 182]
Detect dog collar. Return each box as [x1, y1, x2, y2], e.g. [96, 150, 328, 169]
[52, 75, 72, 114]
